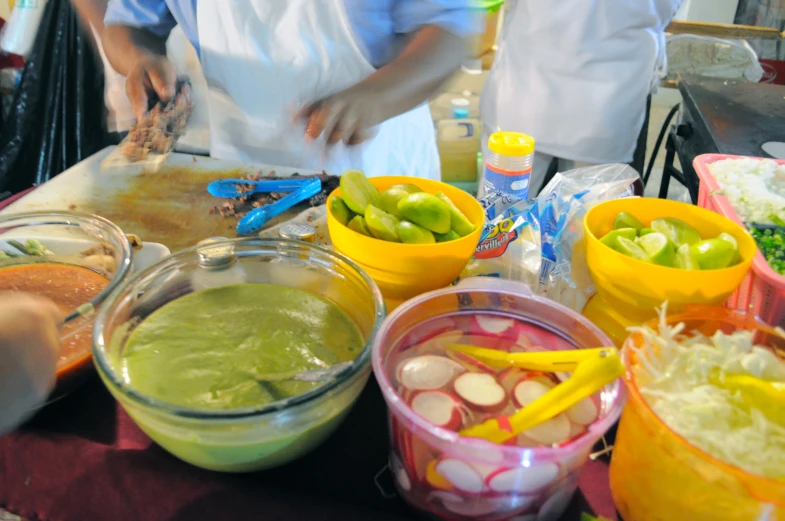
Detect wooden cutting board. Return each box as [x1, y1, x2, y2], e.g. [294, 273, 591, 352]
[1, 147, 322, 252]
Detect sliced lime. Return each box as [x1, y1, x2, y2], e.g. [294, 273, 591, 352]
[329, 197, 353, 226]
[379, 188, 409, 219]
[616, 237, 652, 263]
[691, 238, 736, 269]
[390, 183, 423, 194]
[434, 230, 461, 243]
[435, 192, 475, 237]
[651, 217, 702, 246]
[674, 244, 700, 270]
[347, 215, 372, 237]
[340, 169, 380, 214]
[613, 212, 644, 232]
[636, 232, 676, 267]
[639, 228, 655, 237]
[365, 205, 401, 242]
[397, 221, 436, 244]
[718, 232, 741, 266]
[600, 228, 638, 251]
[398, 193, 451, 234]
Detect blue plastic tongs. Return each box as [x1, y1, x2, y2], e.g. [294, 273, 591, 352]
[207, 177, 322, 235]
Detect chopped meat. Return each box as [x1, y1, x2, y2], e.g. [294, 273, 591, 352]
[121, 80, 194, 161]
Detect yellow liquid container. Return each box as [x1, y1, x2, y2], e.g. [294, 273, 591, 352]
[437, 98, 481, 185]
[611, 307, 785, 521]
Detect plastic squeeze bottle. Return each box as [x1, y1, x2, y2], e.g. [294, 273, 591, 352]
[481, 131, 535, 200]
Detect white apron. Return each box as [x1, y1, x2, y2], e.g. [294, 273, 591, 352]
[196, 0, 440, 179]
[481, 0, 681, 165]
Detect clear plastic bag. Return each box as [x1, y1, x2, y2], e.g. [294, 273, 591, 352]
[459, 164, 640, 312]
[666, 34, 765, 83]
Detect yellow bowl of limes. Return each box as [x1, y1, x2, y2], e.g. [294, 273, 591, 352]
[582, 198, 755, 345]
[326, 174, 484, 310]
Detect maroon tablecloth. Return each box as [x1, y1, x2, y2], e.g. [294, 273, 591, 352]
[0, 376, 619, 521]
[0, 186, 619, 521]
[0, 188, 35, 210]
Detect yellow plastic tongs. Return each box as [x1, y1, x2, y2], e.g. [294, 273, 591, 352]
[447, 344, 625, 444]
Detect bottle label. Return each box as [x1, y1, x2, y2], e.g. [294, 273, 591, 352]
[483, 162, 531, 200]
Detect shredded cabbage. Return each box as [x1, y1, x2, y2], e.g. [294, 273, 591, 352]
[627, 307, 785, 480]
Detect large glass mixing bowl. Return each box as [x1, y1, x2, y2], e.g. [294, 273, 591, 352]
[93, 238, 385, 472]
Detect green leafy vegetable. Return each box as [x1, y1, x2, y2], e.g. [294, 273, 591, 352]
[751, 227, 785, 275]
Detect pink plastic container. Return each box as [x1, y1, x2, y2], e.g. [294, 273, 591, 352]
[371, 278, 625, 521]
[694, 154, 785, 328]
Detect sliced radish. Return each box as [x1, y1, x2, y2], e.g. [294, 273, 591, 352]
[568, 421, 586, 438]
[524, 413, 571, 446]
[435, 458, 485, 493]
[512, 379, 551, 409]
[426, 459, 454, 490]
[510, 332, 535, 353]
[400, 318, 457, 352]
[464, 333, 505, 351]
[410, 391, 467, 431]
[565, 397, 598, 426]
[447, 350, 496, 374]
[536, 484, 577, 521]
[421, 329, 463, 354]
[453, 373, 508, 412]
[505, 433, 539, 447]
[390, 453, 411, 492]
[476, 315, 516, 335]
[498, 367, 525, 391]
[397, 355, 465, 391]
[486, 462, 559, 494]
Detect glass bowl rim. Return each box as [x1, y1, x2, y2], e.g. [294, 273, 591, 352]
[0, 211, 133, 323]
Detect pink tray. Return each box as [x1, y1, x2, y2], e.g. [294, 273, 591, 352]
[694, 153, 785, 328]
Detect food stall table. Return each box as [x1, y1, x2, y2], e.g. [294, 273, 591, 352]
[0, 149, 620, 521]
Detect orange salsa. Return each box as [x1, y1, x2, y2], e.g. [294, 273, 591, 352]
[0, 263, 110, 369]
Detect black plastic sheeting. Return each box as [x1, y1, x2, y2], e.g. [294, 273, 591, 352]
[0, 0, 106, 194]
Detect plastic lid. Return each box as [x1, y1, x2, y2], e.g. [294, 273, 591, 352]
[451, 98, 470, 119]
[488, 131, 536, 157]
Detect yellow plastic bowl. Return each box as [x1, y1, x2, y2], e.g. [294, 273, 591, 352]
[611, 307, 785, 521]
[327, 176, 484, 309]
[583, 198, 754, 344]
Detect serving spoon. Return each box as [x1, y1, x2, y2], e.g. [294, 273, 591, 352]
[252, 361, 353, 383]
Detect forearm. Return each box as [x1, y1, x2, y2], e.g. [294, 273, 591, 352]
[70, 0, 108, 32]
[362, 25, 467, 120]
[103, 24, 168, 77]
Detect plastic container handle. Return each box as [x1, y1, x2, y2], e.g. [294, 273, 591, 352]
[455, 276, 534, 296]
[460, 348, 624, 443]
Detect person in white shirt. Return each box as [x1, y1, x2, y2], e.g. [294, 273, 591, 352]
[481, 0, 682, 197]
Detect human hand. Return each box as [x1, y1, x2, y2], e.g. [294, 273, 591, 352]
[125, 54, 178, 121]
[0, 293, 62, 435]
[296, 83, 386, 146]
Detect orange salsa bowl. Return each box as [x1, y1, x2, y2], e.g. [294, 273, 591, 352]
[0, 212, 133, 400]
[610, 306, 785, 521]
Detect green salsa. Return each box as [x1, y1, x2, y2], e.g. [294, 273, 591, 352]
[121, 284, 364, 410]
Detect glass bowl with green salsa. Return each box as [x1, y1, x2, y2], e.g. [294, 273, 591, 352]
[93, 238, 385, 472]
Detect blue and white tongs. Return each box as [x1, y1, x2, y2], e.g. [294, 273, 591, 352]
[207, 177, 322, 235]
